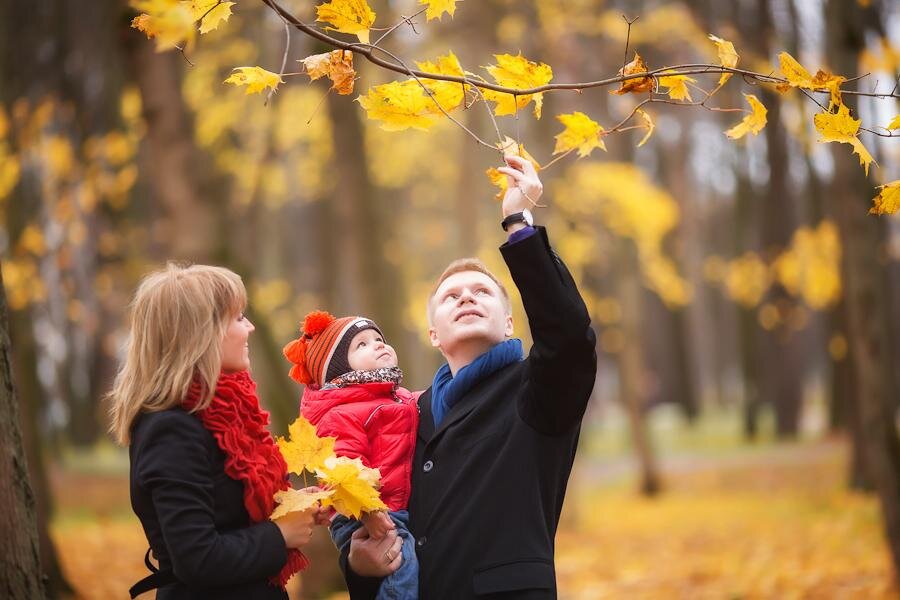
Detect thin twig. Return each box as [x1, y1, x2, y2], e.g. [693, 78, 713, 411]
[267, 20, 291, 106]
[372, 6, 428, 47]
[621, 15, 640, 72]
[465, 73, 505, 146]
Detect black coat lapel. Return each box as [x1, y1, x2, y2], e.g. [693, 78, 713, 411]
[417, 388, 435, 443]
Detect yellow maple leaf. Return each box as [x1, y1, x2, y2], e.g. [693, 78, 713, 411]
[270, 488, 334, 520]
[191, 0, 234, 34]
[224, 66, 283, 95]
[357, 80, 437, 131]
[553, 112, 606, 157]
[610, 52, 654, 95]
[658, 71, 696, 102]
[637, 109, 654, 147]
[316, 456, 387, 519]
[725, 94, 767, 139]
[814, 103, 876, 176]
[869, 180, 899, 216]
[418, 0, 457, 21]
[777, 52, 845, 107]
[887, 115, 900, 130]
[131, 0, 196, 52]
[487, 137, 541, 201]
[276, 415, 336, 475]
[709, 34, 739, 86]
[482, 53, 553, 119]
[300, 50, 356, 95]
[415, 52, 466, 114]
[316, 0, 376, 44]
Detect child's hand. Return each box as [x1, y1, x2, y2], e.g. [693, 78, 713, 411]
[361, 510, 395, 540]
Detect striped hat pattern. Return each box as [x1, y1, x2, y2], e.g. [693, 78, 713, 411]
[283, 311, 382, 387]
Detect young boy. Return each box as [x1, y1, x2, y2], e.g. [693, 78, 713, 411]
[283, 311, 418, 600]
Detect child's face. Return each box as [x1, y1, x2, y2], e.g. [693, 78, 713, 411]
[346, 328, 398, 371]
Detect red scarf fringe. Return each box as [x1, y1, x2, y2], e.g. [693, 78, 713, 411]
[183, 370, 309, 588]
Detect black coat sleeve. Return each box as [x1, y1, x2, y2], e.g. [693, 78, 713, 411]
[338, 545, 383, 599]
[133, 412, 288, 588]
[500, 226, 598, 435]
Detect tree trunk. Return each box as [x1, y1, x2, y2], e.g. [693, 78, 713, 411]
[825, 0, 900, 579]
[617, 243, 661, 497]
[0, 262, 47, 599]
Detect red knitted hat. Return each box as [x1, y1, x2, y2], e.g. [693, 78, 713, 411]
[283, 311, 382, 387]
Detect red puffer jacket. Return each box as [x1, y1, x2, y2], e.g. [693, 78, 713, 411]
[300, 382, 419, 512]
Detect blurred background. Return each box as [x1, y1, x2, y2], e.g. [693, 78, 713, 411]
[1, 0, 899, 598]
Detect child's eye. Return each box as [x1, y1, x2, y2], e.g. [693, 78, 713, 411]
[475, 288, 488, 295]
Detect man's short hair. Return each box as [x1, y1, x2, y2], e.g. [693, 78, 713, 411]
[427, 258, 512, 323]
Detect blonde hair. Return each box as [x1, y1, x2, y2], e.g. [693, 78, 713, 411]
[107, 263, 247, 445]
[427, 258, 511, 323]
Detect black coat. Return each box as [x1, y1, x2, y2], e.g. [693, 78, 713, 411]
[129, 409, 289, 599]
[344, 227, 597, 599]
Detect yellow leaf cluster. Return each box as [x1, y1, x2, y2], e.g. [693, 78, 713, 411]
[270, 488, 334, 520]
[723, 252, 770, 308]
[658, 71, 696, 102]
[357, 80, 438, 131]
[869, 180, 899, 216]
[224, 66, 283, 95]
[709, 34, 739, 86]
[553, 112, 606, 158]
[419, 0, 458, 21]
[300, 50, 356, 95]
[554, 162, 692, 307]
[773, 220, 842, 309]
[777, 52, 845, 107]
[316, 456, 387, 519]
[357, 53, 465, 131]
[316, 0, 376, 44]
[276, 416, 336, 475]
[725, 94, 767, 139]
[636, 109, 655, 147]
[887, 115, 900, 131]
[482, 53, 553, 119]
[813, 103, 875, 176]
[415, 52, 466, 115]
[130, 0, 233, 52]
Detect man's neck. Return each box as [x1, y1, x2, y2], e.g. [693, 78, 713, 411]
[444, 340, 497, 377]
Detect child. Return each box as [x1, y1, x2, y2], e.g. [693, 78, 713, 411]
[283, 311, 419, 600]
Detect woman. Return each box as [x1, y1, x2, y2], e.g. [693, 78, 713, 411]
[108, 263, 322, 599]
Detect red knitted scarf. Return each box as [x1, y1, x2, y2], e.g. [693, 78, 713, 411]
[183, 370, 308, 588]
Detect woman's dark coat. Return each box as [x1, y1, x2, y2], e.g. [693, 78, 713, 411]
[130, 409, 289, 599]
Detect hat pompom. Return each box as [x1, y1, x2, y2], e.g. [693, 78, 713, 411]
[283, 337, 312, 384]
[289, 362, 312, 385]
[282, 337, 305, 363]
[302, 310, 335, 337]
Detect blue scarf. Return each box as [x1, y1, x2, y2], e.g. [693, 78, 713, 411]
[431, 338, 524, 427]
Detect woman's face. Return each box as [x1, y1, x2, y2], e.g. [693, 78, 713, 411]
[220, 312, 255, 372]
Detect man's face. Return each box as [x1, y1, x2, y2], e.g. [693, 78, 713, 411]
[429, 271, 513, 355]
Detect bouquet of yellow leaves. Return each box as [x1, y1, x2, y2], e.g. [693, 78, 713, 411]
[270, 415, 387, 522]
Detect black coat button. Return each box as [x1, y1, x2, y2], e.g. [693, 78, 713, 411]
[423, 460, 434, 472]
[417, 536, 427, 547]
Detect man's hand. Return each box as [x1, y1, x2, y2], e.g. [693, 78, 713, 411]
[360, 510, 396, 540]
[347, 525, 403, 577]
[497, 154, 543, 219]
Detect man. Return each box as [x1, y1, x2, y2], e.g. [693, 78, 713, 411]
[341, 154, 597, 598]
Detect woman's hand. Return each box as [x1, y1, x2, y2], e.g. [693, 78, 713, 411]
[360, 510, 396, 540]
[273, 508, 316, 549]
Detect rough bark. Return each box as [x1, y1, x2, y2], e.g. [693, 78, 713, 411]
[825, 0, 900, 580]
[0, 263, 47, 600]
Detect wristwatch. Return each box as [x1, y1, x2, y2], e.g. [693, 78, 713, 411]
[501, 208, 534, 231]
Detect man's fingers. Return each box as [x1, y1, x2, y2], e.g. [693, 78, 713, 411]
[496, 166, 526, 181]
[503, 154, 526, 168]
[351, 526, 370, 540]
